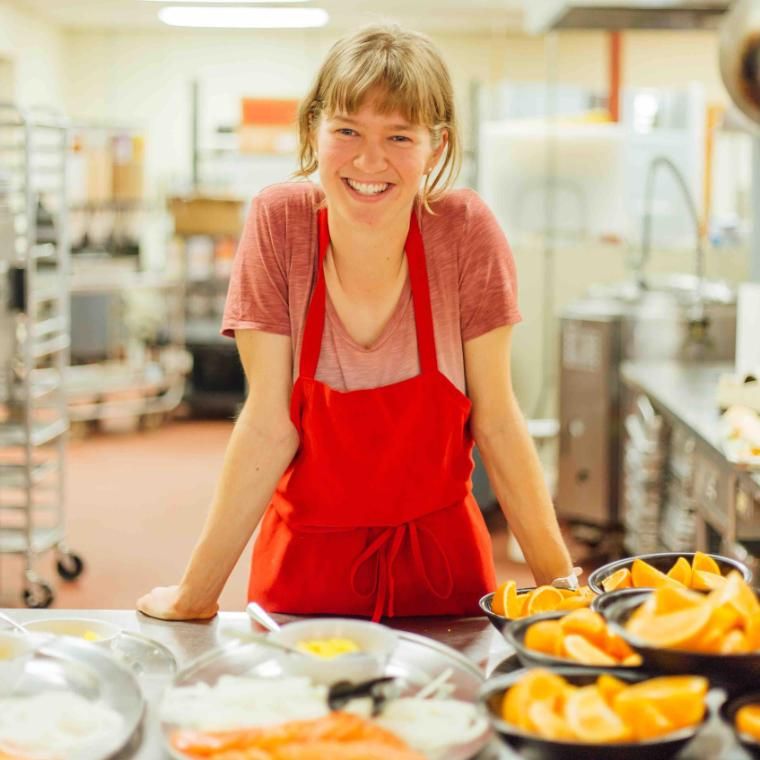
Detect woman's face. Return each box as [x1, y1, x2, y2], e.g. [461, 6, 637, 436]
[315, 96, 446, 230]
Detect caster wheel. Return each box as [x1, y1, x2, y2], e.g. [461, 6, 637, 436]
[23, 581, 54, 608]
[56, 552, 85, 581]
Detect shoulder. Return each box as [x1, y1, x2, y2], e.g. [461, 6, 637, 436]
[423, 188, 496, 234]
[253, 181, 324, 220]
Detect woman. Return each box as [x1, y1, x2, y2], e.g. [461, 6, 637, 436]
[138, 25, 575, 622]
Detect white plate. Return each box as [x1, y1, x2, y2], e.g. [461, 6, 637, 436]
[162, 630, 492, 760]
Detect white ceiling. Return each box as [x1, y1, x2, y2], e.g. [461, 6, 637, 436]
[14, 0, 527, 33]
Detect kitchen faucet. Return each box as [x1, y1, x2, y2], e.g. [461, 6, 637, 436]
[637, 155, 709, 349]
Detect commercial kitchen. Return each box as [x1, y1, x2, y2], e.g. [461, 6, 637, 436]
[1, 1, 760, 758]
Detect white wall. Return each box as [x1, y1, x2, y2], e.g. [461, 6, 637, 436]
[0, 0, 67, 109]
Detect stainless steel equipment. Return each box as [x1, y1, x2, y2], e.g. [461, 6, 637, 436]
[557, 277, 737, 535]
[0, 103, 84, 607]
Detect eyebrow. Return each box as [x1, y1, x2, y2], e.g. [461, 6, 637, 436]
[332, 115, 415, 131]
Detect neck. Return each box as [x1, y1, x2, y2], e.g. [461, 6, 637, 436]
[326, 205, 412, 284]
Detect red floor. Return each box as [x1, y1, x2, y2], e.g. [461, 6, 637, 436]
[0, 419, 549, 611]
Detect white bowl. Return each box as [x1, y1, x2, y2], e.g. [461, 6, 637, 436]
[0, 631, 36, 696]
[23, 617, 120, 644]
[269, 618, 398, 685]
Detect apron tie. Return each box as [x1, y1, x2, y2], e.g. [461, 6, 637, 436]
[350, 522, 453, 622]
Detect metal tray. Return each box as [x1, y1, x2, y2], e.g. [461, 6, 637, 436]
[162, 630, 492, 760]
[4, 634, 144, 759]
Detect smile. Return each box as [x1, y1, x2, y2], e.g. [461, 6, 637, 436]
[343, 178, 392, 196]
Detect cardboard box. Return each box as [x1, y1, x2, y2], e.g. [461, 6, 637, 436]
[168, 196, 245, 237]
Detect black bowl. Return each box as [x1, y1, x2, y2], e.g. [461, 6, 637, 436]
[478, 588, 535, 633]
[604, 591, 760, 696]
[505, 610, 645, 673]
[720, 690, 760, 759]
[588, 552, 752, 595]
[480, 666, 707, 760]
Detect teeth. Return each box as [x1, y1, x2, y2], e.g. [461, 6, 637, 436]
[346, 179, 389, 195]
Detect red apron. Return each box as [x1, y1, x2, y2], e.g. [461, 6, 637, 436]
[249, 207, 496, 620]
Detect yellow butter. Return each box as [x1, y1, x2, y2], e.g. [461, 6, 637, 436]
[82, 631, 101, 642]
[296, 637, 360, 659]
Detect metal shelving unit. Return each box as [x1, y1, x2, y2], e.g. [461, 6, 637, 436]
[0, 102, 84, 608]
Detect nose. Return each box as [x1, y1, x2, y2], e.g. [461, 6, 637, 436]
[353, 139, 388, 174]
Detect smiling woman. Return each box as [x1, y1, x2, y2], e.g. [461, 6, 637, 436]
[137, 24, 575, 624]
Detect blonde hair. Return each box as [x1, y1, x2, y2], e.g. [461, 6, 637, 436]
[295, 25, 461, 210]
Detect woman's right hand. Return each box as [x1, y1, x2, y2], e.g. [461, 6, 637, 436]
[136, 585, 219, 621]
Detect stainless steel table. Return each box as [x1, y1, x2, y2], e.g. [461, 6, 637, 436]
[2, 608, 752, 758]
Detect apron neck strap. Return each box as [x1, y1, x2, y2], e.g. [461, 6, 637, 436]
[299, 206, 438, 379]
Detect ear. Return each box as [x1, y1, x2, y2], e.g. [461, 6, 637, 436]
[429, 128, 448, 169]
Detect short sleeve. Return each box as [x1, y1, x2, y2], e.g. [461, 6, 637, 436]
[221, 188, 291, 338]
[457, 191, 521, 343]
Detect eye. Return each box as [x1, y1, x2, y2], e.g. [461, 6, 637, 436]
[390, 135, 412, 143]
[335, 128, 356, 137]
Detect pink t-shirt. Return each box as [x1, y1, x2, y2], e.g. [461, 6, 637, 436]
[222, 182, 521, 393]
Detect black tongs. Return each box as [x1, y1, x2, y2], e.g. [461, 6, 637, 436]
[327, 676, 399, 715]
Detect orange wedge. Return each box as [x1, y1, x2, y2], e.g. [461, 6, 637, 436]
[501, 669, 567, 730]
[691, 604, 742, 653]
[524, 620, 565, 656]
[596, 674, 628, 705]
[491, 582, 508, 615]
[653, 585, 704, 614]
[558, 608, 607, 648]
[602, 568, 633, 592]
[562, 634, 618, 667]
[525, 586, 565, 615]
[720, 629, 751, 654]
[564, 685, 631, 743]
[737, 704, 760, 741]
[746, 611, 760, 650]
[527, 700, 574, 740]
[691, 570, 728, 591]
[613, 699, 674, 740]
[604, 631, 635, 661]
[666, 557, 692, 587]
[614, 676, 707, 729]
[692, 551, 721, 575]
[556, 595, 593, 612]
[629, 602, 712, 649]
[631, 559, 680, 589]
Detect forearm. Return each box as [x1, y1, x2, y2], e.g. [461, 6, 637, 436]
[178, 403, 299, 610]
[474, 405, 573, 585]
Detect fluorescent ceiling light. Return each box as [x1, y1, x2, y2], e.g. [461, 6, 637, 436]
[145, 0, 304, 4]
[158, 6, 329, 27]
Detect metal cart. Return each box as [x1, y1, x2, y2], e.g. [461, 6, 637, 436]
[0, 102, 83, 607]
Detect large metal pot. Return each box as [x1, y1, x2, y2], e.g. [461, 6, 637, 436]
[720, 0, 760, 126]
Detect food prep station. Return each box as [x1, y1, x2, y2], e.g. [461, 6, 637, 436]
[0, 606, 755, 759]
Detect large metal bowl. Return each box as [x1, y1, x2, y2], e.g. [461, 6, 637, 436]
[587, 552, 752, 595]
[720, 689, 760, 759]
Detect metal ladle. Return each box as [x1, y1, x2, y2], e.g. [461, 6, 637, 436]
[246, 602, 281, 632]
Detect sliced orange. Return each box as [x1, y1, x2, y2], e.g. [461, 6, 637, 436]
[691, 570, 728, 592]
[666, 556, 692, 587]
[602, 568, 633, 592]
[631, 559, 680, 589]
[737, 704, 760, 741]
[692, 551, 721, 575]
[622, 653, 643, 667]
[562, 634, 618, 667]
[604, 631, 635, 661]
[691, 604, 742, 653]
[526, 700, 574, 740]
[596, 674, 628, 705]
[564, 685, 631, 743]
[629, 602, 712, 649]
[558, 608, 607, 647]
[613, 699, 674, 740]
[746, 611, 760, 651]
[614, 676, 707, 729]
[556, 595, 593, 612]
[653, 585, 704, 614]
[720, 629, 751, 654]
[719, 571, 760, 620]
[525, 586, 565, 616]
[524, 620, 565, 656]
[501, 669, 567, 730]
[491, 582, 508, 616]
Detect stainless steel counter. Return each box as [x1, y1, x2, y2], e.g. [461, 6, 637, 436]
[2, 608, 752, 758]
[621, 360, 760, 488]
